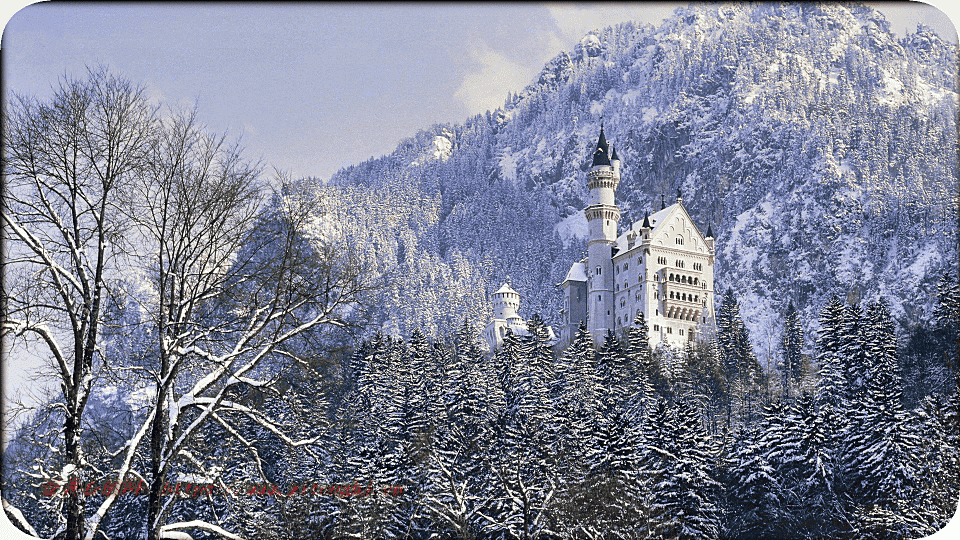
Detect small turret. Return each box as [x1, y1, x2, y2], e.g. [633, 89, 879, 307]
[610, 144, 620, 176]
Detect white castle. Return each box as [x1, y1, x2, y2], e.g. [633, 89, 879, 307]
[483, 279, 556, 352]
[558, 125, 717, 349]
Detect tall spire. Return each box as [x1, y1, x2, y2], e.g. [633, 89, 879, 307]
[642, 211, 651, 229]
[591, 123, 610, 166]
[706, 223, 714, 238]
[661, 194, 666, 210]
[676, 187, 683, 204]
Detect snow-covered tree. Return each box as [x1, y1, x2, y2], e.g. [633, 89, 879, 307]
[2, 69, 156, 540]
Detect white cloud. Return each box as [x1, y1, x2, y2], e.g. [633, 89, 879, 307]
[455, 39, 534, 114]
[545, 3, 681, 43]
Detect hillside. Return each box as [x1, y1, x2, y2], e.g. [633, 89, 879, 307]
[313, 3, 958, 354]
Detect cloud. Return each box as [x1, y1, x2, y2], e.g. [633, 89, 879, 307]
[545, 3, 681, 42]
[454, 38, 534, 114]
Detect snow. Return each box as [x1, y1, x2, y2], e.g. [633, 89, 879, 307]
[499, 148, 519, 182]
[562, 262, 587, 283]
[554, 212, 589, 247]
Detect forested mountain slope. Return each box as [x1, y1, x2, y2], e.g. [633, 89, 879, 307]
[317, 3, 957, 350]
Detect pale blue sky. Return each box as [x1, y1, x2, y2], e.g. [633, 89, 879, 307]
[3, 2, 954, 182]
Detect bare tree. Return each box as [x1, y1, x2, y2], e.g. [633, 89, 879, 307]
[87, 109, 374, 540]
[2, 68, 155, 540]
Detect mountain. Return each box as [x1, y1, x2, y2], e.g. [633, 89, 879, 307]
[310, 3, 957, 354]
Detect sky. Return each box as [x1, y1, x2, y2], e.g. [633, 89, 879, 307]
[2, 2, 955, 183]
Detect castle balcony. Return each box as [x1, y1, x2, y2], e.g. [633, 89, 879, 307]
[662, 302, 702, 323]
[662, 283, 706, 307]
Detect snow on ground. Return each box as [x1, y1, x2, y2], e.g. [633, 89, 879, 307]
[499, 148, 519, 182]
[554, 212, 589, 248]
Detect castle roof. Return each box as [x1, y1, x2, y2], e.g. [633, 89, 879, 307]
[494, 282, 519, 295]
[560, 261, 587, 283]
[591, 125, 611, 166]
[613, 202, 710, 255]
[610, 144, 619, 162]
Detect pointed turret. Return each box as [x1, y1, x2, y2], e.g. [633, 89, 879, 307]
[591, 125, 611, 166]
[641, 211, 651, 229]
[706, 223, 714, 238]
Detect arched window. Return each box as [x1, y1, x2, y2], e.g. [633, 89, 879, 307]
[624, 262, 629, 271]
[596, 266, 601, 275]
[681, 275, 687, 284]
[624, 281, 629, 290]
[669, 291, 674, 299]
[694, 277, 699, 285]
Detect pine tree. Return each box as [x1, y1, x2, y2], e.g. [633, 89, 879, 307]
[847, 300, 925, 538]
[716, 289, 764, 428]
[779, 302, 804, 400]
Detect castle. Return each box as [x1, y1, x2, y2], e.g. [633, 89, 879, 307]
[484, 125, 716, 352]
[558, 125, 717, 349]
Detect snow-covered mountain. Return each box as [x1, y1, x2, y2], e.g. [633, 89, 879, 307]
[316, 3, 957, 352]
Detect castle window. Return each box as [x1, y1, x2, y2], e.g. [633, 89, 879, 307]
[667, 327, 672, 334]
[669, 291, 674, 299]
[616, 265, 620, 275]
[637, 309, 642, 319]
[653, 324, 660, 331]
[616, 284, 619, 291]
[598, 295, 602, 302]
[596, 266, 601, 275]
[624, 281, 628, 289]
[655, 274, 659, 282]
[681, 275, 687, 284]
[694, 277, 699, 285]
[624, 262, 629, 271]
[620, 299, 626, 308]
[676, 237, 683, 245]
[679, 329, 684, 336]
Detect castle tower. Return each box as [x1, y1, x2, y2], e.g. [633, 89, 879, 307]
[483, 280, 525, 352]
[584, 125, 621, 343]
